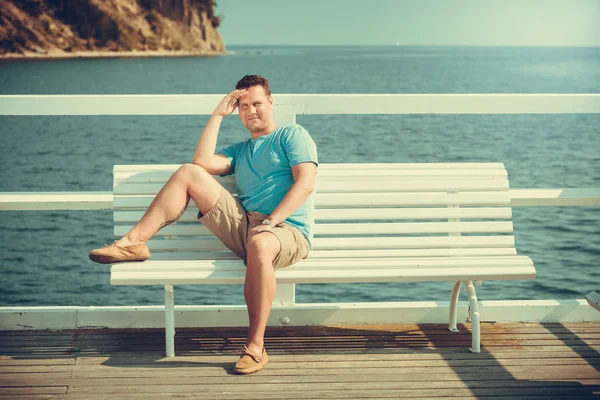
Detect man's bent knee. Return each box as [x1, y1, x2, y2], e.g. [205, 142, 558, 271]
[247, 233, 281, 264]
[175, 163, 210, 180]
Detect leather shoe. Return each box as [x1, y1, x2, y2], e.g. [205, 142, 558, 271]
[233, 345, 268, 375]
[89, 242, 150, 264]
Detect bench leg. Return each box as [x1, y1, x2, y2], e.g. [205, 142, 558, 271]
[165, 284, 175, 357]
[448, 281, 462, 333]
[464, 280, 481, 353]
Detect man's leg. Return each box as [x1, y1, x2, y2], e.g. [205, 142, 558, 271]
[243, 232, 281, 356]
[117, 163, 223, 246]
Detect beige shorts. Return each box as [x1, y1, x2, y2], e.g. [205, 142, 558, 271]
[198, 189, 310, 270]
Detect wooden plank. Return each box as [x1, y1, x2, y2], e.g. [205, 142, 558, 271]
[64, 383, 600, 397]
[0, 358, 75, 366]
[0, 396, 67, 400]
[75, 330, 600, 345]
[55, 396, 600, 400]
[0, 373, 72, 384]
[68, 322, 600, 336]
[66, 364, 600, 378]
[66, 367, 600, 380]
[0, 387, 68, 395]
[0, 324, 598, 399]
[73, 351, 600, 366]
[28, 372, 600, 387]
[0, 365, 74, 373]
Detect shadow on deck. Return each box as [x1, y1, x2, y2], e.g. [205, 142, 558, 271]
[1, 322, 599, 399]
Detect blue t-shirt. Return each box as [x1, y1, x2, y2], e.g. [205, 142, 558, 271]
[218, 124, 319, 247]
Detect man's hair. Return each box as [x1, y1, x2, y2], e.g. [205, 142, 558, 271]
[235, 75, 271, 96]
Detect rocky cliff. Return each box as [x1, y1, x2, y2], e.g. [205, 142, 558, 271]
[0, 0, 226, 57]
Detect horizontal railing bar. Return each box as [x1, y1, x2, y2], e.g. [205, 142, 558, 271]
[0, 94, 599, 115]
[0, 188, 598, 211]
[0, 191, 113, 210]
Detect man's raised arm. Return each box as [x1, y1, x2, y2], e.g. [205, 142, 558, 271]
[192, 89, 247, 175]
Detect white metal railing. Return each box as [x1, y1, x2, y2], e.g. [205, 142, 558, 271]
[1, 94, 599, 115]
[1, 93, 599, 209]
[1, 93, 599, 328]
[2, 99, 598, 212]
[1, 188, 599, 211]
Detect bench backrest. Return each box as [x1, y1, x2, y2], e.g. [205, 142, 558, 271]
[113, 163, 515, 261]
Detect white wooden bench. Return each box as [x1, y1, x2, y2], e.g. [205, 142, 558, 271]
[110, 163, 536, 356]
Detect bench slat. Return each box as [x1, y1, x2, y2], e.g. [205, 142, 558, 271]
[146, 247, 518, 260]
[114, 207, 513, 223]
[114, 165, 507, 185]
[113, 255, 533, 271]
[114, 221, 514, 237]
[111, 267, 536, 285]
[115, 174, 508, 187]
[141, 236, 515, 252]
[111, 256, 535, 285]
[113, 162, 506, 174]
[113, 191, 510, 209]
[114, 179, 509, 195]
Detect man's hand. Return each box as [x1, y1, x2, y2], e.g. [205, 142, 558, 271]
[248, 224, 274, 239]
[212, 89, 248, 117]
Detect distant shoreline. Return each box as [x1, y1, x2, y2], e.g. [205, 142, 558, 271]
[0, 49, 230, 61]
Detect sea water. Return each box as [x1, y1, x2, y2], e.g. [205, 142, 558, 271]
[0, 45, 598, 306]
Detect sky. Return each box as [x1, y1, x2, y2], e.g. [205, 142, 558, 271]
[214, 0, 600, 47]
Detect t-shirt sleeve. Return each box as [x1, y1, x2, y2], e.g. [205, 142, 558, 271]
[217, 142, 242, 176]
[283, 125, 319, 167]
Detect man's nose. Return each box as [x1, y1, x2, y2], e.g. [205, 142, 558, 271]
[250, 105, 257, 114]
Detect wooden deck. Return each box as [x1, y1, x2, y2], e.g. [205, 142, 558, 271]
[1, 322, 599, 399]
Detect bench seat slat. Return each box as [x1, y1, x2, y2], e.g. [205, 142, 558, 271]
[115, 221, 514, 237]
[111, 267, 536, 285]
[111, 256, 535, 285]
[111, 256, 534, 284]
[146, 248, 518, 260]
[142, 236, 515, 252]
[112, 255, 533, 271]
[114, 207, 513, 223]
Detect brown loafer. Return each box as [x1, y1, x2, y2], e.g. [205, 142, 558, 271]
[89, 242, 150, 264]
[233, 345, 268, 375]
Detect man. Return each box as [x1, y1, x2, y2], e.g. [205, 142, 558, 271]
[89, 75, 318, 375]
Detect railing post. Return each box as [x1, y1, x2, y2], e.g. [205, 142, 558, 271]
[274, 112, 296, 125]
[273, 284, 296, 306]
[164, 284, 175, 357]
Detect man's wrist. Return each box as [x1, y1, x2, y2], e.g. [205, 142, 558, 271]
[262, 219, 275, 228]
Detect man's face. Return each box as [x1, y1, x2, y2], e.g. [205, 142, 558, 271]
[237, 85, 274, 133]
